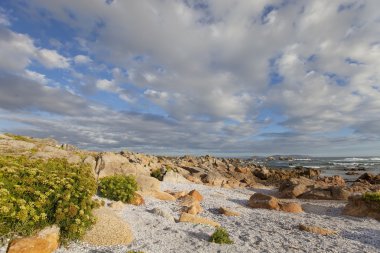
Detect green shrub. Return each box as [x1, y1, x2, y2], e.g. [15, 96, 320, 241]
[0, 155, 97, 243]
[150, 169, 164, 181]
[98, 175, 138, 203]
[362, 192, 380, 203]
[209, 227, 233, 244]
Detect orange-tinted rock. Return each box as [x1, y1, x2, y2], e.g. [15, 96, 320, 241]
[179, 212, 220, 227]
[7, 226, 59, 253]
[188, 190, 203, 202]
[280, 202, 303, 213]
[248, 193, 280, 210]
[219, 207, 240, 216]
[298, 224, 337, 236]
[130, 193, 145, 206]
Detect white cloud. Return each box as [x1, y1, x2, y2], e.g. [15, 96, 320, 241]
[95, 79, 118, 92]
[24, 70, 48, 84]
[74, 54, 92, 64]
[36, 49, 70, 69]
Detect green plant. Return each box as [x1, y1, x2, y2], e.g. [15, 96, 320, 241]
[98, 175, 138, 203]
[209, 227, 233, 244]
[150, 169, 164, 181]
[4, 133, 34, 143]
[0, 155, 98, 243]
[362, 192, 380, 203]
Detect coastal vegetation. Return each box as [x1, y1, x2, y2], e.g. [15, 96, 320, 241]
[209, 227, 234, 244]
[98, 175, 138, 203]
[0, 155, 98, 242]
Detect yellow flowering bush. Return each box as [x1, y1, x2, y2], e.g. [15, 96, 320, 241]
[0, 155, 98, 243]
[98, 175, 138, 203]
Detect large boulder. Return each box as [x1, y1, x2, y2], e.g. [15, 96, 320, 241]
[95, 152, 150, 179]
[136, 175, 161, 192]
[180, 195, 203, 215]
[82, 207, 134, 246]
[279, 177, 314, 198]
[188, 190, 203, 202]
[248, 193, 280, 210]
[162, 170, 190, 183]
[343, 194, 380, 221]
[299, 186, 350, 200]
[201, 171, 226, 186]
[7, 226, 59, 253]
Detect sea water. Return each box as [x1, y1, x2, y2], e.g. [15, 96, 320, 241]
[258, 157, 380, 181]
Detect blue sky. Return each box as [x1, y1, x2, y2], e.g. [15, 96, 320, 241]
[0, 0, 379, 156]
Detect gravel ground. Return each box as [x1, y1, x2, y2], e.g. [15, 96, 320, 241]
[3, 182, 380, 253]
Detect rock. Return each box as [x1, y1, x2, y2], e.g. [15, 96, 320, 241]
[108, 201, 125, 209]
[280, 183, 308, 199]
[299, 186, 350, 200]
[235, 167, 250, 174]
[298, 224, 337, 236]
[140, 190, 176, 201]
[343, 194, 380, 221]
[253, 168, 271, 180]
[179, 212, 220, 227]
[7, 225, 59, 253]
[136, 175, 161, 192]
[248, 193, 280, 210]
[95, 152, 150, 179]
[201, 171, 225, 186]
[356, 173, 380, 185]
[279, 202, 303, 213]
[83, 207, 134, 246]
[219, 207, 240, 216]
[166, 191, 187, 199]
[150, 208, 175, 222]
[162, 170, 190, 183]
[188, 190, 203, 202]
[130, 193, 145, 206]
[318, 175, 346, 187]
[180, 195, 203, 215]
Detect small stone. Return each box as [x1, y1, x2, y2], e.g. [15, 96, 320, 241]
[179, 212, 220, 227]
[7, 225, 59, 253]
[188, 190, 203, 202]
[130, 193, 145, 206]
[219, 207, 240, 216]
[141, 190, 176, 201]
[298, 224, 337, 236]
[280, 202, 303, 213]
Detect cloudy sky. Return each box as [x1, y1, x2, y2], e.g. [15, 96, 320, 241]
[0, 0, 379, 156]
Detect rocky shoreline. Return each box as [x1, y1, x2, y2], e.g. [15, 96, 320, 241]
[0, 133, 379, 253]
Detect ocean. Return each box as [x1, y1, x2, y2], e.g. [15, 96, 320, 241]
[255, 157, 380, 181]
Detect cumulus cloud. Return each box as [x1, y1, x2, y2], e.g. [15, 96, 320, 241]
[0, 0, 379, 155]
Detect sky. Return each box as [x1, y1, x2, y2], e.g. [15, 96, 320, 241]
[0, 0, 379, 157]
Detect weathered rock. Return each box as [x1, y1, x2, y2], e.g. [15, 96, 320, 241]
[317, 175, 346, 187]
[162, 170, 190, 183]
[299, 187, 350, 200]
[166, 191, 187, 199]
[140, 190, 176, 201]
[343, 194, 380, 221]
[136, 175, 161, 192]
[83, 207, 134, 246]
[188, 190, 203, 202]
[219, 207, 240, 216]
[279, 183, 308, 199]
[150, 208, 175, 222]
[179, 195, 203, 215]
[201, 171, 226, 186]
[298, 224, 337, 235]
[235, 167, 250, 174]
[130, 193, 145, 206]
[356, 173, 380, 185]
[253, 168, 271, 180]
[248, 193, 280, 210]
[279, 202, 303, 213]
[7, 226, 59, 253]
[179, 212, 220, 227]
